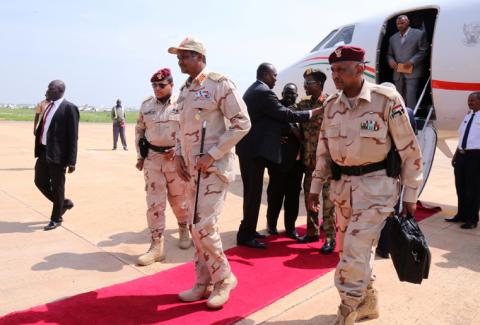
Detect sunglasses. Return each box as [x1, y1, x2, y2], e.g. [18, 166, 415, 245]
[151, 83, 170, 89]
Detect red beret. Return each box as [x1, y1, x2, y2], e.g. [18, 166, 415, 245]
[328, 46, 365, 64]
[150, 68, 172, 82]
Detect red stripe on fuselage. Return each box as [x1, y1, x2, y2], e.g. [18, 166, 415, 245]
[432, 80, 480, 91]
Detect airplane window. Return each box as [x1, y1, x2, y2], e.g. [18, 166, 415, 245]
[325, 25, 355, 48]
[310, 29, 338, 52]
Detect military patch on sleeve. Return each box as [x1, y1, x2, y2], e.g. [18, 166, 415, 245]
[390, 105, 405, 118]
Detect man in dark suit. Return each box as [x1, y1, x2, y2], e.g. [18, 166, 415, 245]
[34, 80, 79, 231]
[387, 15, 428, 108]
[235, 63, 321, 248]
[265, 83, 303, 240]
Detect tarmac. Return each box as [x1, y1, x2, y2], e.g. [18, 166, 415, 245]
[0, 121, 479, 324]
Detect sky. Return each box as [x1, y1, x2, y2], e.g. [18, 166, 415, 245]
[0, 0, 412, 108]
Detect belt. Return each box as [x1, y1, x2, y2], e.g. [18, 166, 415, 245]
[148, 144, 174, 153]
[458, 148, 480, 154]
[338, 160, 387, 176]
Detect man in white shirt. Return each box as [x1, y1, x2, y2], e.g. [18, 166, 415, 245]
[34, 80, 79, 231]
[446, 92, 480, 229]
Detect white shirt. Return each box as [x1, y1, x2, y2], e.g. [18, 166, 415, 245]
[458, 110, 480, 150]
[41, 97, 64, 145]
[400, 27, 410, 44]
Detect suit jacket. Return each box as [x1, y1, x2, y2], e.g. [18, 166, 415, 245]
[387, 28, 428, 80]
[235, 81, 310, 163]
[34, 99, 80, 166]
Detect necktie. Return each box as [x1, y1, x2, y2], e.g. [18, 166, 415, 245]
[461, 112, 475, 150]
[39, 102, 54, 141]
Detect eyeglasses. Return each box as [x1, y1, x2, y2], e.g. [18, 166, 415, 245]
[304, 80, 319, 85]
[151, 83, 170, 89]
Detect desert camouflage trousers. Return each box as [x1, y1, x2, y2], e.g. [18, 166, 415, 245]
[303, 169, 336, 239]
[330, 170, 399, 307]
[143, 154, 189, 239]
[187, 168, 231, 284]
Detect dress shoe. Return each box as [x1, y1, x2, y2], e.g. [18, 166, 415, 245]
[237, 239, 267, 249]
[460, 222, 478, 229]
[255, 231, 267, 239]
[297, 234, 319, 244]
[445, 215, 465, 223]
[375, 247, 389, 259]
[285, 229, 300, 240]
[44, 221, 62, 231]
[320, 238, 336, 254]
[62, 199, 74, 215]
[267, 228, 279, 235]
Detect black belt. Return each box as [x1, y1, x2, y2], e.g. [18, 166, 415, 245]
[148, 144, 173, 153]
[338, 160, 387, 176]
[458, 149, 480, 154]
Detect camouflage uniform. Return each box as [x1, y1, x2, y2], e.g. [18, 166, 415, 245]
[310, 81, 423, 308]
[135, 95, 189, 239]
[176, 69, 250, 284]
[296, 95, 335, 240]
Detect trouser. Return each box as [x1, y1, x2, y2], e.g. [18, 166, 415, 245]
[394, 77, 420, 108]
[331, 171, 398, 307]
[143, 153, 189, 238]
[266, 161, 303, 231]
[454, 150, 480, 225]
[188, 169, 231, 284]
[237, 155, 268, 241]
[113, 122, 127, 149]
[303, 169, 336, 239]
[34, 148, 67, 223]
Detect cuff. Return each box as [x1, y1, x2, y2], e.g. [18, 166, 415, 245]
[208, 146, 224, 160]
[403, 186, 418, 203]
[308, 111, 313, 119]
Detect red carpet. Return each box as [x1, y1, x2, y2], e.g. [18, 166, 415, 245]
[1, 203, 440, 325]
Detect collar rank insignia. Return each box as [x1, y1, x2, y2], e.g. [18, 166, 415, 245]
[360, 120, 380, 131]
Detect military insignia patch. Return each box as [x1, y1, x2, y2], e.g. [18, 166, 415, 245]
[390, 105, 405, 118]
[195, 90, 210, 100]
[335, 48, 342, 58]
[360, 120, 380, 131]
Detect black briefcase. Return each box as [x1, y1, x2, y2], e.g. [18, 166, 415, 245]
[387, 214, 431, 284]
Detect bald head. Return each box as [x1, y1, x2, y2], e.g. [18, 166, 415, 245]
[257, 63, 277, 89]
[468, 91, 480, 112]
[46, 80, 66, 101]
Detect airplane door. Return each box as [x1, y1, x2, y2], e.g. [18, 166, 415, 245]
[416, 124, 437, 196]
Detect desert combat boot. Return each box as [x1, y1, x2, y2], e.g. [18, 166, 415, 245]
[206, 272, 238, 309]
[178, 283, 213, 302]
[355, 287, 379, 321]
[335, 303, 358, 325]
[137, 236, 165, 266]
[178, 223, 192, 249]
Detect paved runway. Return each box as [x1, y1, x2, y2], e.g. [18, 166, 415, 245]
[1, 121, 479, 324]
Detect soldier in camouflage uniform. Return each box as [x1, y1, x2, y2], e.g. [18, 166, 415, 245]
[296, 68, 336, 254]
[307, 46, 422, 324]
[168, 38, 251, 309]
[135, 68, 191, 266]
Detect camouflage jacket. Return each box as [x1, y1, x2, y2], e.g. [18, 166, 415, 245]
[295, 94, 327, 171]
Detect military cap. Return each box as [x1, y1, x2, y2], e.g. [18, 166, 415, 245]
[168, 37, 206, 55]
[150, 68, 171, 83]
[328, 45, 365, 64]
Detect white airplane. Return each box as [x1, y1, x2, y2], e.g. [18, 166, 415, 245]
[275, 0, 480, 194]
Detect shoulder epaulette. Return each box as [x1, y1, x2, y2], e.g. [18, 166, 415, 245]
[207, 72, 227, 82]
[324, 93, 339, 103]
[142, 95, 154, 104]
[371, 84, 398, 100]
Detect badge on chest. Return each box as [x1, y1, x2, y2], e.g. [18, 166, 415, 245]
[360, 120, 380, 131]
[195, 90, 210, 100]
